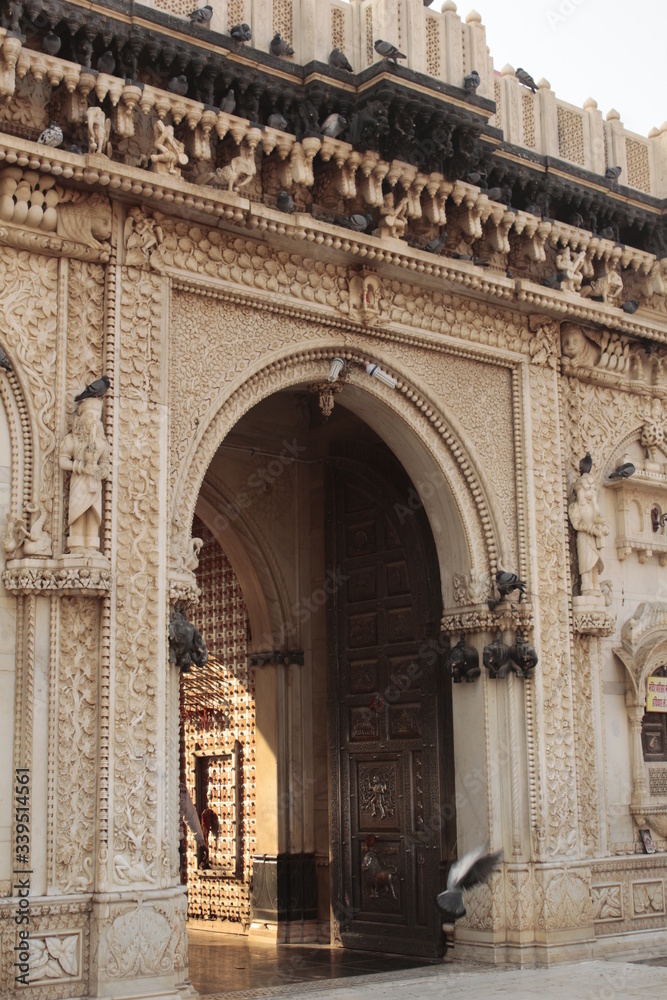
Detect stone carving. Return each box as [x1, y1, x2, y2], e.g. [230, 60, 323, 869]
[561, 322, 601, 368]
[183, 537, 204, 572]
[1, 564, 112, 594]
[452, 566, 493, 605]
[59, 397, 109, 551]
[555, 246, 585, 292]
[483, 631, 511, 678]
[573, 609, 616, 635]
[641, 397, 666, 463]
[55, 597, 98, 894]
[347, 270, 386, 326]
[445, 633, 480, 683]
[56, 192, 113, 251]
[510, 630, 538, 678]
[124, 207, 164, 268]
[379, 191, 409, 239]
[22, 500, 51, 555]
[169, 607, 209, 673]
[200, 140, 259, 192]
[442, 604, 534, 637]
[569, 470, 609, 598]
[87, 106, 112, 157]
[2, 510, 26, 556]
[591, 883, 623, 922]
[582, 266, 623, 304]
[151, 120, 188, 175]
[99, 894, 187, 980]
[632, 880, 665, 916]
[29, 933, 80, 982]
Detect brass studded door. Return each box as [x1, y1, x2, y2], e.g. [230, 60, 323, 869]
[326, 454, 455, 958]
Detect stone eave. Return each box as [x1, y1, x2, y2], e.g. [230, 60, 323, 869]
[2, 134, 666, 346]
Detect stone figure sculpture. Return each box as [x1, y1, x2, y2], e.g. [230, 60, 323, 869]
[445, 633, 480, 683]
[568, 468, 609, 597]
[151, 121, 188, 176]
[59, 396, 109, 551]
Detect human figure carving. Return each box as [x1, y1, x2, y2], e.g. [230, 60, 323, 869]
[568, 470, 609, 596]
[556, 246, 585, 292]
[151, 121, 188, 176]
[59, 397, 109, 551]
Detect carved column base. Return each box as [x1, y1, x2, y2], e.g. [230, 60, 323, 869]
[2, 553, 111, 595]
[572, 597, 616, 635]
[89, 886, 191, 1000]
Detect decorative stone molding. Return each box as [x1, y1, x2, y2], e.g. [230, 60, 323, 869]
[614, 601, 667, 705]
[608, 463, 667, 566]
[441, 602, 534, 636]
[169, 572, 201, 608]
[2, 555, 111, 594]
[573, 608, 617, 636]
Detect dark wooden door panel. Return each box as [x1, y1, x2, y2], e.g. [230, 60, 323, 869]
[327, 454, 454, 958]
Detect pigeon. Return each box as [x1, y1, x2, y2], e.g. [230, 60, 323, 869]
[465, 171, 483, 186]
[482, 186, 503, 202]
[230, 23, 252, 42]
[96, 50, 116, 75]
[516, 67, 537, 92]
[374, 39, 406, 63]
[464, 70, 480, 94]
[37, 121, 63, 147]
[320, 113, 347, 138]
[0, 347, 12, 371]
[569, 212, 585, 228]
[622, 300, 639, 313]
[329, 47, 353, 72]
[188, 5, 213, 24]
[579, 452, 593, 475]
[422, 230, 448, 254]
[339, 213, 372, 232]
[219, 89, 236, 114]
[605, 166, 622, 180]
[65, 144, 85, 155]
[495, 571, 526, 601]
[79, 39, 93, 68]
[276, 191, 295, 214]
[506, 268, 514, 279]
[42, 31, 61, 56]
[168, 75, 189, 96]
[74, 375, 111, 402]
[267, 111, 288, 130]
[270, 33, 294, 58]
[609, 463, 636, 480]
[542, 273, 562, 289]
[436, 849, 503, 922]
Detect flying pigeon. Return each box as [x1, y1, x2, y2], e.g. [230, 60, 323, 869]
[579, 452, 593, 475]
[276, 191, 295, 214]
[339, 213, 372, 233]
[374, 39, 406, 63]
[74, 375, 111, 402]
[168, 75, 189, 96]
[329, 47, 353, 72]
[42, 31, 61, 56]
[0, 347, 12, 371]
[609, 462, 636, 480]
[270, 33, 294, 58]
[464, 70, 480, 94]
[436, 848, 502, 922]
[230, 23, 252, 42]
[605, 166, 622, 180]
[37, 121, 63, 147]
[188, 5, 213, 24]
[516, 67, 537, 92]
[320, 113, 348, 138]
[622, 300, 639, 313]
[422, 230, 448, 255]
[495, 571, 526, 601]
[96, 50, 116, 75]
[219, 89, 236, 114]
[267, 111, 288, 130]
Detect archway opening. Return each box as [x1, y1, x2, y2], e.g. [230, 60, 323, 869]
[182, 385, 462, 991]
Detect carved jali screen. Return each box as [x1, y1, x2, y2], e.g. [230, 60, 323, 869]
[326, 455, 455, 957]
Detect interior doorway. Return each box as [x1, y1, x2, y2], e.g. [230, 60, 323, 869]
[182, 387, 457, 974]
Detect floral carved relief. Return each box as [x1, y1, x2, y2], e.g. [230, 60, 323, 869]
[55, 597, 99, 893]
[112, 268, 165, 886]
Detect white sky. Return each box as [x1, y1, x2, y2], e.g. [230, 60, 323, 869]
[345, 0, 666, 139]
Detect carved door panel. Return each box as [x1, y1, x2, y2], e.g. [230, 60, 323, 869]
[327, 456, 454, 958]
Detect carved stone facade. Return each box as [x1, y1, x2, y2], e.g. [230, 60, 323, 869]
[0, 0, 666, 995]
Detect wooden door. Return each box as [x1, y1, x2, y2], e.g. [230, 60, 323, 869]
[326, 454, 455, 958]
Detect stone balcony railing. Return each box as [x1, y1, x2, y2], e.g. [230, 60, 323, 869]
[134, 0, 667, 197]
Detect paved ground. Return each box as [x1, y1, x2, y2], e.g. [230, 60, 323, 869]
[188, 932, 667, 1000]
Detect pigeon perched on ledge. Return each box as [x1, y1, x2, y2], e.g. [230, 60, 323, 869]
[230, 23, 252, 43]
[188, 5, 212, 24]
[270, 33, 294, 58]
[96, 50, 116, 75]
[74, 375, 110, 402]
[436, 849, 502, 923]
[464, 70, 480, 94]
[339, 213, 373, 233]
[605, 166, 622, 181]
[42, 31, 61, 56]
[38, 121, 63, 147]
[168, 75, 189, 96]
[609, 463, 636, 480]
[320, 113, 348, 138]
[329, 47, 353, 72]
[579, 452, 593, 475]
[622, 300, 639, 313]
[0, 347, 12, 371]
[276, 191, 295, 214]
[516, 67, 537, 92]
[374, 39, 406, 63]
[421, 230, 448, 255]
[267, 111, 288, 131]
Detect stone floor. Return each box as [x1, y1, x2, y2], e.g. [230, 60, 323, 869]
[188, 932, 667, 999]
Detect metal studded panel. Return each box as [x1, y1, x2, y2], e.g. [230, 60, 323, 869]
[183, 515, 256, 925]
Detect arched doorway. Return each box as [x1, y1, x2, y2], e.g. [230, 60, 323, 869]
[180, 387, 458, 970]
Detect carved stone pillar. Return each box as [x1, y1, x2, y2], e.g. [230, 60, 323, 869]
[628, 702, 649, 803]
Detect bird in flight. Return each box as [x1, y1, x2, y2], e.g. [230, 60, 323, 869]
[436, 848, 502, 923]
